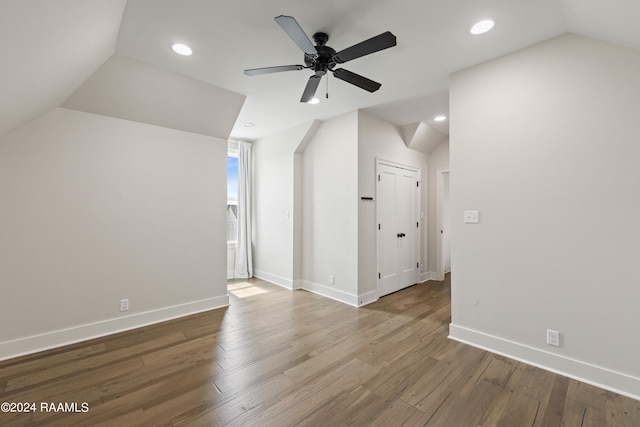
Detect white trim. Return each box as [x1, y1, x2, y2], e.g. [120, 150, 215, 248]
[376, 158, 422, 298]
[421, 271, 442, 282]
[377, 157, 420, 172]
[253, 269, 294, 290]
[300, 280, 359, 307]
[420, 272, 430, 283]
[357, 290, 378, 307]
[227, 140, 239, 157]
[448, 323, 640, 401]
[0, 295, 229, 362]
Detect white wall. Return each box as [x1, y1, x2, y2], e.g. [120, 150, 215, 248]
[301, 112, 359, 303]
[427, 140, 449, 277]
[254, 111, 429, 306]
[0, 108, 229, 359]
[449, 34, 640, 398]
[357, 111, 429, 302]
[252, 122, 317, 288]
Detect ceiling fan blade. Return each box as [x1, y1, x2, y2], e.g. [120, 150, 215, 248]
[244, 65, 305, 76]
[274, 15, 318, 57]
[332, 68, 381, 92]
[300, 75, 322, 102]
[333, 31, 397, 64]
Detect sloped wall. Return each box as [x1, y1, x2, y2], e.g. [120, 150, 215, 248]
[0, 1, 126, 139]
[62, 54, 245, 140]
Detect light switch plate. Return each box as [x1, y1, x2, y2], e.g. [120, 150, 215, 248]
[464, 210, 479, 224]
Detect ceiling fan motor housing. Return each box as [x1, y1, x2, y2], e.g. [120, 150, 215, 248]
[305, 32, 336, 76]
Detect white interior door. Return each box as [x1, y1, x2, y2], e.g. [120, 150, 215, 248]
[377, 162, 420, 297]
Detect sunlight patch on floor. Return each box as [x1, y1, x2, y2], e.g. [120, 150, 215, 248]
[228, 282, 268, 298]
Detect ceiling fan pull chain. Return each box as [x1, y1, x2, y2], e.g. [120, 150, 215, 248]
[326, 73, 329, 99]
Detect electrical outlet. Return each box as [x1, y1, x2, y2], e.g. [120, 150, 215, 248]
[547, 329, 560, 347]
[120, 299, 129, 312]
[464, 210, 479, 224]
[329, 275, 335, 285]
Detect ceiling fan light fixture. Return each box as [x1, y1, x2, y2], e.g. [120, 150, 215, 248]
[171, 43, 193, 56]
[434, 115, 447, 122]
[470, 19, 495, 35]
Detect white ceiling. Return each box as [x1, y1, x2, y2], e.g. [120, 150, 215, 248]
[3, 1, 640, 142]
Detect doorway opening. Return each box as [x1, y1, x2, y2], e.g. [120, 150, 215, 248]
[436, 169, 451, 281]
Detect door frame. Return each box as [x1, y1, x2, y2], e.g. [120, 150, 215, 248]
[376, 158, 421, 297]
[436, 168, 450, 281]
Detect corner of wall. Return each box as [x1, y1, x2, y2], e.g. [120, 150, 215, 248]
[293, 119, 323, 154]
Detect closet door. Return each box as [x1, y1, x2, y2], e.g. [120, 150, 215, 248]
[377, 163, 419, 297]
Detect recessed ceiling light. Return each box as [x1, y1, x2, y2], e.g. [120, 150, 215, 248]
[470, 19, 495, 35]
[244, 122, 255, 128]
[434, 115, 447, 122]
[171, 43, 193, 56]
[307, 98, 320, 105]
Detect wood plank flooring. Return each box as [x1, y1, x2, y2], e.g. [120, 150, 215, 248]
[1, 275, 638, 426]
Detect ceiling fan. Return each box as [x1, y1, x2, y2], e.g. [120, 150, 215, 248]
[244, 15, 397, 103]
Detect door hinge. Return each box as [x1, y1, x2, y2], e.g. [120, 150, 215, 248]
[378, 174, 380, 181]
[416, 222, 419, 228]
[378, 224, 381, 230]
[416, 181, 419, 187]
[378, 272, 381, 279]
[417, 262, 419, 268]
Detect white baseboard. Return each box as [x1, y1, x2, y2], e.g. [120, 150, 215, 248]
[0, 295, 229, 362]
[253, 269, 293, 290]
[251, 273, 375, 307]
[300, 280, 359, 307]
[227, 269, 234, 279]
[357, 290, 378, 307]
[449, 323, 640, 401]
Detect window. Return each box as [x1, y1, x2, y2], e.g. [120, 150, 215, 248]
[227, 155, 238, 243]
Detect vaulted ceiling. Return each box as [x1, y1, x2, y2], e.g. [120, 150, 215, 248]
[2, 1, 640, 142]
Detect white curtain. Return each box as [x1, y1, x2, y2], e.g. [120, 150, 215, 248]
[234, 141, 253, 278]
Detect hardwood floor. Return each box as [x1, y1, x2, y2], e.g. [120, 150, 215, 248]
[1, 276, 638, 426]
